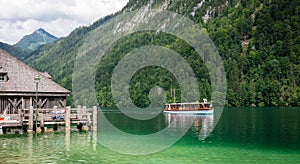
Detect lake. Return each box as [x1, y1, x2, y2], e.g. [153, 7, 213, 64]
[0, 107, 299, 163]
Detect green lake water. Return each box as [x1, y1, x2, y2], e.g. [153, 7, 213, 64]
[0, 107, 300, 163]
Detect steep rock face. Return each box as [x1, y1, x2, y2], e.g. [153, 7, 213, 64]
[14, 28, 57, 52]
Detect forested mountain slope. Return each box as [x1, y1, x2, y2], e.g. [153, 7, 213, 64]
[0, 42, 28, 60]
[27, 0, 300, 107]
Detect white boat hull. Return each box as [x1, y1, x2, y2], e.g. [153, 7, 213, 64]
[163, 109, 213, 115]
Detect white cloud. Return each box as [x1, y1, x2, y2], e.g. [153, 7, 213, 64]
[0, 0, 129, 44]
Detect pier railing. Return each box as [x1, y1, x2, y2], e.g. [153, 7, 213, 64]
[0, 105, 97, 134]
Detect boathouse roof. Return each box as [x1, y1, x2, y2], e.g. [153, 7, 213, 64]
[0, 49, 70, 96]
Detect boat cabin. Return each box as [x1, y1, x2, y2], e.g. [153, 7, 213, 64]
[164, 99, 212, 111]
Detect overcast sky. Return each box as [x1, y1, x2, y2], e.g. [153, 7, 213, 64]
[0, 0, 129, 44]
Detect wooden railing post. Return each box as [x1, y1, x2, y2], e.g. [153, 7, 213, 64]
[82, 106, 89, 131]
[40, 110, 44, 128]
[65, 106, 71, 132]
[83, 106, 87, 118]
[77, 105, 82, 119]
[92, 106, 97, 131]
[87, 111, 91, 127]
[27, 106, 33, 133]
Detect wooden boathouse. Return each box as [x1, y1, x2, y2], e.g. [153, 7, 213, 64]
[0, 49, 70, 114]
[0, 49, 97, 134]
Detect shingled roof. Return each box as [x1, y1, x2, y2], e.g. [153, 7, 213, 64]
[0, 49, 70, 96]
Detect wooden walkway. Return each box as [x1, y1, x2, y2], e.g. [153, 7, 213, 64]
[0, 105, 97, 134]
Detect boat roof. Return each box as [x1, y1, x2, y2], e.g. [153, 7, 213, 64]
[165, 102, 210, 105]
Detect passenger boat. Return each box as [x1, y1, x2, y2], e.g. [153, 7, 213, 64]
[163, 99, 213, 115]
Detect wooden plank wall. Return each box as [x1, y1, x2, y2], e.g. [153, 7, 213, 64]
[0, 96, 10, 114]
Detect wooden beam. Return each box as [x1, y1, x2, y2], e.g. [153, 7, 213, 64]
[65, 107, 71, 132]
[16, 98, 22, 107]
[40, 112, 44, 128]
[21, 97, 25, 110]
[30, 97, 32, 107]
[8, 98, 14, 107]
[41, 98, 48, 108]
[32, 98, 37, 104]
[39, 99, 42, 109]
[59, 98, 66, 108]
[28, 106, 33, 132]
[3, 104, 9, 115]
[0, 92, 69, 97]
[8, 98, 18, 113]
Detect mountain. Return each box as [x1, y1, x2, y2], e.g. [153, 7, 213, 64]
[0, 28, 56, 60]
[27, 0, 300, 107]
[14, 28, 58, 52]
[0, 42, 29, 60]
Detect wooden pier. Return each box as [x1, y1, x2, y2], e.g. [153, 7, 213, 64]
[0, 105, 97, 134]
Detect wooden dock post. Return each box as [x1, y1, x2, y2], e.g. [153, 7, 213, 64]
[36, 127, 42, 133]
[40, 111, 44, 129]
[92, 106, 97, 131]
[77, 105, 81, 113]
[27, 106, 33, 133]
[1, 105, 96, 134]
[83, 106, 87, 119]
[65, 106, 71, 132]
[81, 106, 89, 131]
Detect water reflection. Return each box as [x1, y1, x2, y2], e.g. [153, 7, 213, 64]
[92, 131, 97, 150]
[0, 108, 300, 163]
[164, 113, 214, 140]
[65, 131, 70, 152]
[28, 133, 33, 159]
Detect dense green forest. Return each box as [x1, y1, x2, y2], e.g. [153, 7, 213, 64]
[27, 0, 300, 107]
[0, 42, 29, 60]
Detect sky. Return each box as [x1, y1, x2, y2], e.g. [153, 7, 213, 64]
[0, 0, 129, 44]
